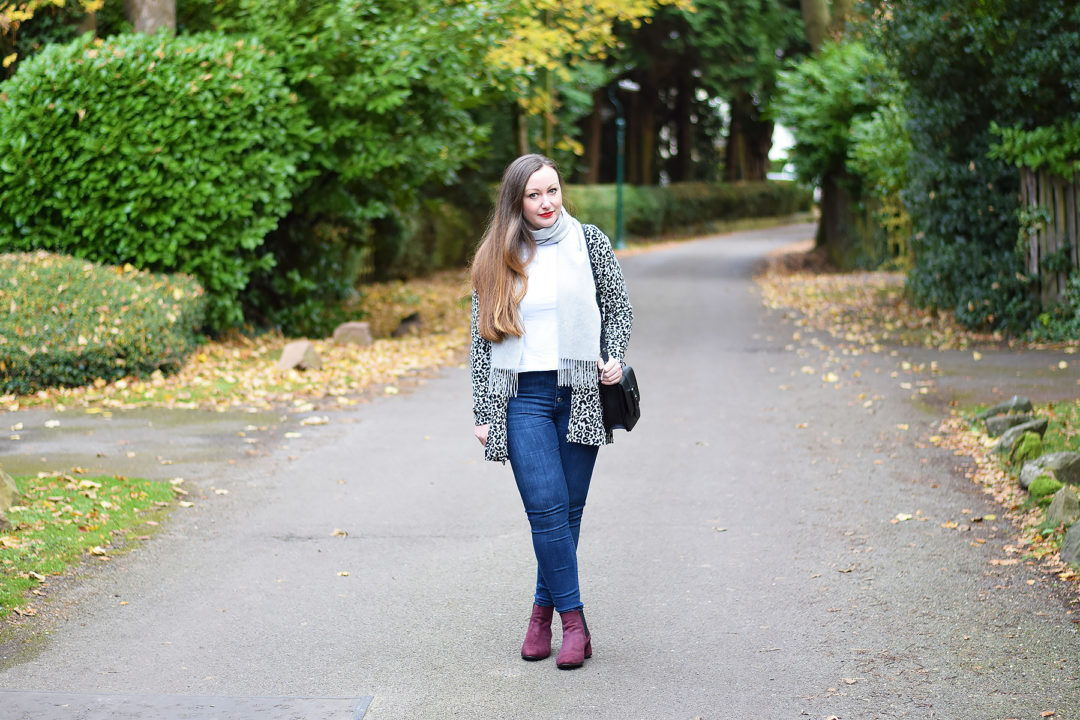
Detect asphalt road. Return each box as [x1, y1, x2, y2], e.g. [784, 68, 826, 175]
[1, 222, 1078, 719]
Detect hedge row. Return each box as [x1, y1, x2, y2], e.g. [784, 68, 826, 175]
[566, 181, 812, 240]
[0, 32, 312, 331]
[0, 252, 205, 395]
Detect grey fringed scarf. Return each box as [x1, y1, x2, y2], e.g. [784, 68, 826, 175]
[488, 210, 600, 397]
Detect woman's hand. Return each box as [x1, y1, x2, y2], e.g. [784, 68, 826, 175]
[598, 357, 623, 385]
[474, 424, 490, 447]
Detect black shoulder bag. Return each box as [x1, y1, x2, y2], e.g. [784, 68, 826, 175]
[591, 249, 641, 433]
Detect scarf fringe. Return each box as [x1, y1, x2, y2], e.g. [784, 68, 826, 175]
[558, 358, 597, 389]
[489, 359, 597, 399]
[489, 367, 519, 398]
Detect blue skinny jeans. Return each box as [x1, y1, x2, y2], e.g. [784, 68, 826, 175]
[506, 370, 599, 613]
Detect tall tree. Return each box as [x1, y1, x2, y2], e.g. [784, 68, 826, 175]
[486, 0, 691, 158]
[793, 0, 857, 260]
[610, 0, 804, 184]
[124, 0, 174, 33]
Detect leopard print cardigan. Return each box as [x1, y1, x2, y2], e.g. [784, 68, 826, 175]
[470, 224, 634, 463]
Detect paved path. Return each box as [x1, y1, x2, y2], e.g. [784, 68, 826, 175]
[2, 223, 1078, 719]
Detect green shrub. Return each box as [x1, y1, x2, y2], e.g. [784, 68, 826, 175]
[881, 0, 1080, 333]
[186, 0, 498, 332]
[0, 31, 312, 331]
[0, 252, 206, 394]
[566, 181, 811, 241]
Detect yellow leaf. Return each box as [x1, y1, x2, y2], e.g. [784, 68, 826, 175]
[2, 53, 17, 68]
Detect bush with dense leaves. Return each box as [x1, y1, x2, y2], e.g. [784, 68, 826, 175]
[567, 181, 811, 240]
[185, 0, 500, 335]
[0, 252, 206, 394]
[881, 0, 1080, 333]
[0, 31, 312, 331]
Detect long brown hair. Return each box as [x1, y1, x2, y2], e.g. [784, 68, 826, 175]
[471, 154, 564, 342]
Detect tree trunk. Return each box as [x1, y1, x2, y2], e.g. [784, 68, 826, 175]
[638, 77, 658, 185]
[828, 0, 854, 40]
[627, 89, 642, 185]
[583, 89, 603, 184]
[818, 168, 860, 267]
[515, 104, 529, 156]
[799, 0, 828, 52]
[124, 0, 176, 34]
[672, 74, 693, 182]
[725, 92, 773, 182]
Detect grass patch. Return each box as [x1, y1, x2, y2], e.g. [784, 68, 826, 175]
[1043, 399, 1080, 454]
[1, 473, 175, 619]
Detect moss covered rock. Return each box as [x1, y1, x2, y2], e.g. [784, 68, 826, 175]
[1029, 473, 1064, 498]
[1010, 431, 1045, 465]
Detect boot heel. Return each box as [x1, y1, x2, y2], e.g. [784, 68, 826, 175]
[556, 609, 592, 670]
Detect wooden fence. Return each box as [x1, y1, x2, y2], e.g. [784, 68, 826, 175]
[1020, 167, 1080, 306]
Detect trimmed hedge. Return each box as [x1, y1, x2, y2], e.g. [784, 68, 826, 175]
[566, 181, 812, 240]
[0, 252, 205, 395]
[0, 31, 312, 331]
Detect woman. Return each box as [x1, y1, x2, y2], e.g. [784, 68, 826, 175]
[469, 154, 633, 670]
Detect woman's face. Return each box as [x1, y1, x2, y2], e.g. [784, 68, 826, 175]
[521, 165, 562, 230]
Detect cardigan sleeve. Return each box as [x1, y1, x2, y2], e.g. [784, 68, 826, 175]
[469, 291, 496, 426]
[584, 225, 634, 363]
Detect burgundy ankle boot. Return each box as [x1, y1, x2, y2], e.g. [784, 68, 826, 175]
[556, 609, 592, 669]
[521, 604, 554, 661]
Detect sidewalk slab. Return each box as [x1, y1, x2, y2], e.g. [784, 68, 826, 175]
[0, 690, 372, 720]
